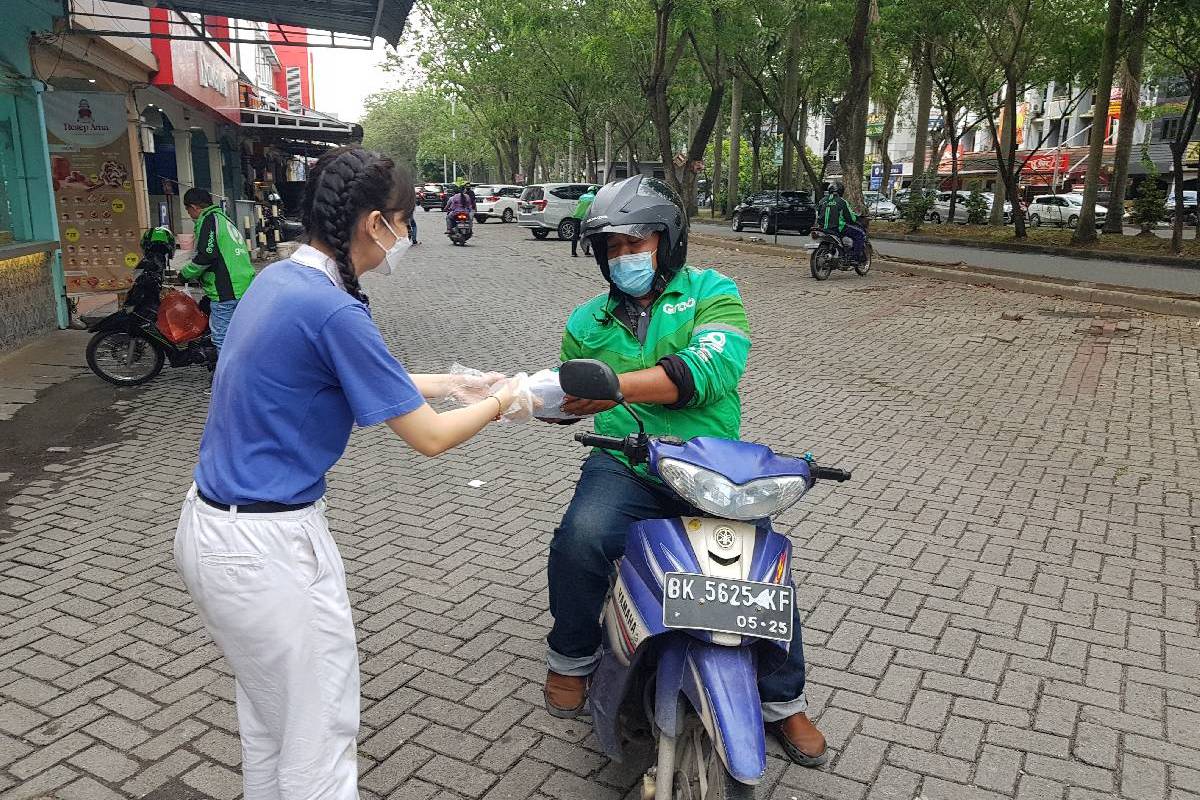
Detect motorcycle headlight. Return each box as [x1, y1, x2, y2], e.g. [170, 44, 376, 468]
[657, 458, 809, 521]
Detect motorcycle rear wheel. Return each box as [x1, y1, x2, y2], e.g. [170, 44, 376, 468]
[672, 715, 755, 799]
[86, 330, 164, 386]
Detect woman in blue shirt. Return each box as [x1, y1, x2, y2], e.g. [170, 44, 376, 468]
[173, 147, 518, 799]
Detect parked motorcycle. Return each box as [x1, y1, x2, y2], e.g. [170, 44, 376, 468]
[809, 216, 873, 281]
[447, 210, 473, 246]
[84, 227, 217, 386]
[558, 359, 852, 799]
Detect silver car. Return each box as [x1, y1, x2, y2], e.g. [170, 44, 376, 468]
[1027, 194, 1107, 229]
[928, 191, 1012, 224]
[864, 191, 897, 220]
[518, 183, 592, 239]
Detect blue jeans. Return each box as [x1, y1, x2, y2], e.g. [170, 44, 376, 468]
[208, 299, 238, 352]
[548, 452, 808, 722]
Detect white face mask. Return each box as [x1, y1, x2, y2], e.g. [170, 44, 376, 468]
[370, 217, 411, 275]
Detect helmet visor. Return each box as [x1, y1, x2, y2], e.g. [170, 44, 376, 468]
[581, 222, 661, 241]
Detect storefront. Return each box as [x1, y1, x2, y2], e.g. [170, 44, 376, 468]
[0, 1, 67, 351]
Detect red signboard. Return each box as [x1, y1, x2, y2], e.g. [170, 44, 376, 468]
[149, 10, 240, 122]
[1021, 152, 1071, 175]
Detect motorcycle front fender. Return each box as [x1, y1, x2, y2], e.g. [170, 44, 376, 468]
[678, 641, 766, 785]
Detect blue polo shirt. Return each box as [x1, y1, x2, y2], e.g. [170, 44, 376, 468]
[194, 256, 425, 505]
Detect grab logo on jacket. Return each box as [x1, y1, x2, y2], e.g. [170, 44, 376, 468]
[662, 297, 696, 315]
[692, 330, 727, 362]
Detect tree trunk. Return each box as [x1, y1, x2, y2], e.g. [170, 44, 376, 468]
[947, 111, 960, 221]
[879, 102, 897, 194]
[524, 139, 540, 184]
[1074, 0, 1124, 243]
[834, 0, 874, 210]
[751, 108, 763, 191]
[1104, 0, 1150, 234]
[682, 71, 727, 216]
[781, 118, 794, 191]
[796, 99, 813, 190]
[712, 103, 724, 217]
[507, 135, 521, 182]
[727, 75, 742, 216]
[1169, 76, 1200, 253]
[911, 41, 934, 189]
[989, 96, 1013, 227]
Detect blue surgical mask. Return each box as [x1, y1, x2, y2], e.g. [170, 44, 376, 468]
[609, 251, 656, 296]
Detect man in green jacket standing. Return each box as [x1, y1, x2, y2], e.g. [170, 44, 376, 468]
[542, 175, 827, 767]
[569, 185, 598, 257]
[181, 188, 255, 351]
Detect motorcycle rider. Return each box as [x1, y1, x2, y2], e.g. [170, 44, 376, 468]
[569, 184, 598, 257]
[445, 183, 476, 233]
[818, 184, 866, 264]
[542, 174, 827, 766]
[180, 188, 255, 351]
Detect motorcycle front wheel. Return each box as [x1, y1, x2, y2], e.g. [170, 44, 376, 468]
[672, 716, 755, 799]
[86, 330, 164, 386]
[855, 243, 873, 276]
[810, 243, 835, 281]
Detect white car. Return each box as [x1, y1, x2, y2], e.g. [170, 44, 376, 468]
[863, 191, 897, 220]
[1027, 194, 1107, 229]
[927, 191, 1012, 224]
[518, 183, 592, 239]
[473, 185, 523, 223]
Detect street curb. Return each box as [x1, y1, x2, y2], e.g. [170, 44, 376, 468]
[688, 218, 1200, 269]
[870, 231, 1200, 269]
[690, 232, 1200, 319]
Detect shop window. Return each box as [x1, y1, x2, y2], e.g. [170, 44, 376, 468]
[0, 93, 34, 244]
[1161, 117, 1181, 143]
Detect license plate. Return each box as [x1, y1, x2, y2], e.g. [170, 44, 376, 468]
[662, 572, 794, 641]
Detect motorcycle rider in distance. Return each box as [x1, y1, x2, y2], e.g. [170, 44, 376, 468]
[542, 174, 828, 767]
[818, 184, 866, 265]
[445, 183, 476, 234]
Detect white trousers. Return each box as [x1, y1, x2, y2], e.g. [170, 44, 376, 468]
[174, 485, 360, 800]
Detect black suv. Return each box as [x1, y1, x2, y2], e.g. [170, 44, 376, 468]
[732, 190, 816, 234]
[419, 183, 453, 212]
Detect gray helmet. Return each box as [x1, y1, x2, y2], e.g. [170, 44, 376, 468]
[581, 175, 688, 289]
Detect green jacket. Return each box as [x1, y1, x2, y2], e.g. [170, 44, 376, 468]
[571, 191, 596, 220]
[180, 205, 255, 302]
[560, 265, 751, 478]
[818, 195, 857, 232]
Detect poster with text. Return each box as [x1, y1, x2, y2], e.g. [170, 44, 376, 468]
[43, 91, 140, 294]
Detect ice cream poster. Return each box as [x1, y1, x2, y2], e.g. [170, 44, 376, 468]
[43, 91, 140, 294]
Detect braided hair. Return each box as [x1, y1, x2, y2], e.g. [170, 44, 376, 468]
[301, 147, 415, 304]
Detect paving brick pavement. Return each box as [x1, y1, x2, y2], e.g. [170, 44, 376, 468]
[1, 223, 1198, 800]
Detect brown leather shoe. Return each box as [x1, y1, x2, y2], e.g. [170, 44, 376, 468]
[769, 712, 828, 767]
[543, 671, 588, 719]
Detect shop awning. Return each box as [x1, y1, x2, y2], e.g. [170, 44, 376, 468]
[162, 1, 412, 45]
[234, 108, 363, 143]
[66, 1, 414, 47]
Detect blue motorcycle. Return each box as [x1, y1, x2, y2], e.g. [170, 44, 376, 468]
[558, 360, 851, 799]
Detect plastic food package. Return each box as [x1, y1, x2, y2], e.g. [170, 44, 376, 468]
[527, 369, 581, 421]
[157, 290, 208, 344]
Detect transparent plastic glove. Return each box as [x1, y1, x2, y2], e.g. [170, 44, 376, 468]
[446, 363, 506, 403]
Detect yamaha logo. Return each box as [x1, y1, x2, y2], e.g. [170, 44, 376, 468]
[714, 527, 736, 550]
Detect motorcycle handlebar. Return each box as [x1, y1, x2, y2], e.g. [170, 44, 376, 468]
[812, 466, 852, 482]
[574, 432, 629, 451]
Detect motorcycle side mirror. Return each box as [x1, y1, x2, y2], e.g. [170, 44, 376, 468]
[560, 359, 623, 402]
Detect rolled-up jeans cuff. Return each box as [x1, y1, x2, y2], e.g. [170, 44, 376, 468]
[547, 647, 601, 677]
[761, 691, 808, 723]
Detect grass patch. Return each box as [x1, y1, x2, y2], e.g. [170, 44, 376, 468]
[872, 220, 1200, 260]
